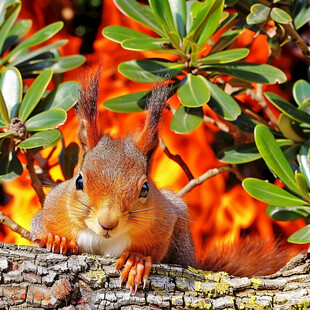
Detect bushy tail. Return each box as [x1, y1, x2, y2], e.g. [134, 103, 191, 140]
[199, 237, 298, 277]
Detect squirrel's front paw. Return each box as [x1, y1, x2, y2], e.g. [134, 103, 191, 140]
[115, 251, 152, 295]
[34, 233, 78, 255]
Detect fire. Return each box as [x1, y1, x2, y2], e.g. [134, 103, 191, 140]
[0, 0, 307, 257]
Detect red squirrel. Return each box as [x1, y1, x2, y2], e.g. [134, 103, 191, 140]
[31, 69, 294, 294]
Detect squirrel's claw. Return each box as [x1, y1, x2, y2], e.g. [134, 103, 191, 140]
[116, 252, 152, 295]
[34, 233, 78, 255]
[143, 256, 152, 289]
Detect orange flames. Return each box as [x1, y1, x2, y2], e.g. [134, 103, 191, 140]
[0, 0, 306, 256]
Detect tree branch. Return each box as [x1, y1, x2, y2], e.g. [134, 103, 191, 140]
[282, 23, 310, 62]
[159, 138, 194, 181]
[24, 149, 46, 207]
[177, 165, 234, 198]
[0, 212, 32, 242]
[0, 242, 310, 309]
[245, 84, 278, 127]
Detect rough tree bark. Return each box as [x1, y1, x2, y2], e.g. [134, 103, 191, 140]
[0, 242, 310, 310]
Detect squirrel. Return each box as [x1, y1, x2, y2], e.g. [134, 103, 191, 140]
[31, 68, 295, 294]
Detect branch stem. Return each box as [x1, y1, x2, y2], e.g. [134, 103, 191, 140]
[159, 138, 194, 181]
[177, 165, 233, 198]
[24, 150, 45, 206]
[0, 212, 32, 241]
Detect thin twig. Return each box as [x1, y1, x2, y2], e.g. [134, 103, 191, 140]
[24, 150, 46, 207]
[159, 138, 194, 181]
[203, 115, 230, 132]
[176, 165, 233, 198]
[246, 84, 278, 127]
[282, 23, 310, 62]
[0, 212, 32, 241]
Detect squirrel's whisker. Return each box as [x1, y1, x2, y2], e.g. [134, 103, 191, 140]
[54, 189, 95, 212]
[129, 207, 154, 214]
[70, 213, 91, 219]
[129, 215, 163, 221]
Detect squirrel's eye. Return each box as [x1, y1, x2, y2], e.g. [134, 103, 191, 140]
[139, 182, 148, 198]
[76, 174, 84, 190]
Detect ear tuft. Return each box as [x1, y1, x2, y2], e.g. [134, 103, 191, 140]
[135, 82, 171, 158]
[75, 64, 102, 155]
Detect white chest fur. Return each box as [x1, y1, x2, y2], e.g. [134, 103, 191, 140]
[77, 230, 131, 257]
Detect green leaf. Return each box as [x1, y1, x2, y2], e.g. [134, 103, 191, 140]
[168, 0, 187, 38]
[104, 90, 150, 112]
[296, 172, 310, 201]
[267, 205, 310, 221]
[188, 0, 216, 37]
[185, 0, 196, 33]
[242, 178, 306, 206]
[5, 18, 32, 44]
[102, 26, 150, 43]
[0, 91, 9, 125]
[177, 74, 210, 107]
[18, 69, 53, 121]
[246, 3, 270, 24]
[16, 59, 55, 75]
[149, 0, 180, 43]
[288, 225, 310, 244]
[25, 109, 67, 131]
[196, 48, 249, 65]
[170, 105, 203, 133]
[2, 19, 32, 57]
[299, 140, 310, 188]
[121, 38, 172, 52]
[3, 21, 64, 64]
[217, 140, 293, 164]
[231, 113, 260, 133]
[270, 7, 292, 24]
[210, 27, 245, 54]
[294, 6, 310, 30]
[0, 148, 23, 181]
[278, 113, 305, 142]
[38, 81, 78, 112]
[10, 39, 67, 66]
[293, 79, 310, 106]
[118, 60, 185, 83]
[0, 1, 20, 59]
[18, 129, 62, 149]
[60, 141, 79, 180]
[202, 63, 287, 84]
[0, 132, 17, 138]
[114, 0, 165, 37]
[0, 67, 22, 119]
[51, 55, 86, 74]
[196, 0, 224, 47]
[265, 92, 310, 125]
[203, 79, 241, 121]
[217, 12, 238, 32]
[254, 124, 302, 195]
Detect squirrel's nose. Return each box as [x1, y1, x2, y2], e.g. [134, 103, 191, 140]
[99, 220, 119, 231]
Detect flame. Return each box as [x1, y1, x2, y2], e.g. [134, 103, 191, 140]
[0, 0, 307, 256]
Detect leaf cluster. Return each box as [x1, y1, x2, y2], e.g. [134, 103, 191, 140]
[223, 79, 310, 244]
[0, 0, 85, 181]
[102, 0, 287, 134]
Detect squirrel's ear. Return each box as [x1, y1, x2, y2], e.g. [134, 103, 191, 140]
[75, 65, 101, 156]
[135, 84, 170, 158]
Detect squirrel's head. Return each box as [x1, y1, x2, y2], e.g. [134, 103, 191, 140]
[73, 69, 170, 239]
